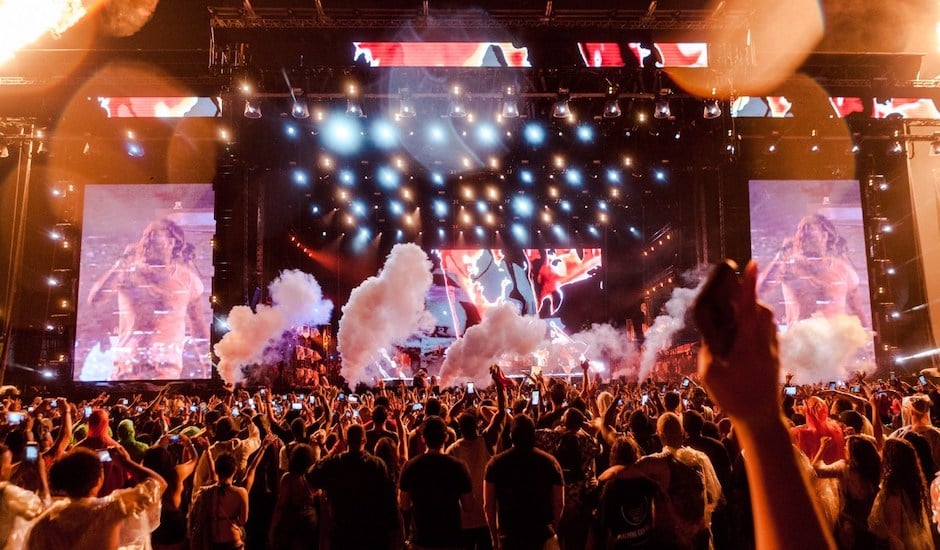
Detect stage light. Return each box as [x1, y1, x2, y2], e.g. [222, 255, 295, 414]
[476, 123, 499, 147]
[891, 311, 902, 319]
[398, 88, 417, 118]
[541, 211, 552, 224]
[629, 226, 640, 237]
[552, 89, 571, 119]
[449, 84, 467, 118]
[523, 122, 546, 146]
[623, 156, 633, 167]
[291, 97, 310, 119]
[606, 169, 621, 183]
[320, 156, 334, 170]
[285, 124, 298, 138]
[433, 199, 449, 217]
[389, 200, 404, 216]
[519, 169, 534, 184]
[462, 187, 474, 200]
[603, 85, 622, 118]
[126, 141, 144, 158]
[930, 134, 940, 156]
[292, 169, 308, 185]
[44, 323, 55, 332]
[598, 200, 608, 211]
[396, 229, 404, 240]
[576, 124, 594, 143]
[0, 143, 8, 158]
[345, 83, 364, 117]
[475, 226, 485, 237]
[312, 205, 320, 214]
[431, 172, 445, 186]
[322, 114, 364, 155]
[47, 277, 59, 287]
[553, 155, 565, 169]
[371, 119, 398, 149]
[501, 85, 520, 119]
[588, 225, 600, 236]
[511, 223, 528, 242]
[560, 200, 572, 212]
[461, 212, 472, 225]
[377, 166, 400, 189]
[476, 200, 488, 214]
[808, 129, 820, 153]
[243, 100, 262, 119]
[552, 224, 566, 238]
[486, 186, 500, 201]
[339, 169, 355, 185]
[49, 230, 62, 241]
[654, 169, 666, 182]
[428, 122, 447, 144]
[42, 370, 55, 379]
[887, 266, 897, 275]
[565, 169, 583, 186]
[882, 223, 894, 233]
[512, 195, 534, 217]
[703, 99, 722, 119]
[548, 186, 559, 198]
[654, 91, 672, 119]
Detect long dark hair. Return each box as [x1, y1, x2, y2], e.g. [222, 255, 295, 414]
[845, 435, 880, 488]
[881, 438, 930, 517]
[143, 446, 179, 497]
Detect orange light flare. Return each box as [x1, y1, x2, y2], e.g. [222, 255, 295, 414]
[0, 0, 108, 66]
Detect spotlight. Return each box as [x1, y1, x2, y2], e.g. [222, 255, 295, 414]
[322, 115, 364, 155]
[654, 90, 672, 119]
[345, 82, 364, 117]
[449, 84, 467, 118]
[808, 129, 821, 153]
[888, 140, 904, 155]
[703, 99, 721, 119]
[398, 88, 417, 118]
[552, 89, 571, 119]
[523, 122, 546, 146]
[428, 122, 447, 144]
[291, 95, 310, 119]
[519, 169, 534, 184]
[576, 124, 594, 143]
[243, 100, 262, 119]
[501, 85, 520, 118]
[603, 85, 622, 118]
[126, 141, 144, 158]
[475, 123, 499, 146]
[565, 169, 583, 186]
[292, 169, 308, 185]
[371, 119, 398, 148]
[431, 172, 445, 186]
[511, 195, 534, 217]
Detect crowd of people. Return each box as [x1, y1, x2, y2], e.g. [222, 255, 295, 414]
[0, 262, 937, 549]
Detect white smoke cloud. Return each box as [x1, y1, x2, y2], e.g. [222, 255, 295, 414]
[779, 314, 871, 383]
[337, 243, 435, 385]
[214, 269, 333, 386]
[639, 278, 707, 380]
[569, 323, 639, 378]
[442, 303, 548, 386]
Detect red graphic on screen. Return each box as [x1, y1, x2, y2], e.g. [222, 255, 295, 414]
[353, 42, 531, 67]
[578, 42, 708, 68]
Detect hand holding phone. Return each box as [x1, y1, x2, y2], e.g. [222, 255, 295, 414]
[466, 381, 475, 395]
[531, 390, 540, 406]
[693, 260, 741, 359]
[25, 443, 38, 462]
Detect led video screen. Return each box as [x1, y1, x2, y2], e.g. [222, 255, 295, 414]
[749, 180, 874, 358]
[353, 42, 531, 67]
[578, 42, 708, 68]
[74, 184, 215, 381]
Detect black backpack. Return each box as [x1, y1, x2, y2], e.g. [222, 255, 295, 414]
[666, 454, 707, 525]
[598, 476, 657, 549]
[554, 432, 586, 484]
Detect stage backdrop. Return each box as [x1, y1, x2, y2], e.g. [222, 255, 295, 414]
[74, 184, 215, 381]
[749, 179, 874, 365]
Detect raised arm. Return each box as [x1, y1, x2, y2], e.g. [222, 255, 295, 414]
[698, 260, 835, 550]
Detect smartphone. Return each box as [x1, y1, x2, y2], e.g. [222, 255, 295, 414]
[136, 406, 144, 413]
[352, 408, 360, 418]
[84, 406, 92, 418]
[785, 386, 798, 396]
[851, 385, 861, 394]
[412, 403, 424, 411]
[890, 371, 897, 382]
[25, 443, 38, 462]
[248, 398, 255, 408]
[920, 375, 928, 386]
[338, 393, 346, 401]
[120, 398, 128, 406]
[617, 398, 624, 406]
[231, 408, 240, 417]
[693, 259, 741, 359]
[467, 381, 475, 394]
[169, 435, 180, 443]
[641, 393, 649, 406]
[27, 407, 34, 413]
[683, 398, 690, 407]
[200, 403, 207, 412]
[828, 381, 836, 391]
[309, 395, 316, 403]
[98, 449, 112, 462]
[50, 401, 57, 408]
[681, 378, 691, 389]
[348, 395, 359, 404]
[292, 402, 302, 410]
[189, 405, 198, 412]
[7, 412, 23, 425]
[259, 388, 266, 396]
[531, 390, 540, 406]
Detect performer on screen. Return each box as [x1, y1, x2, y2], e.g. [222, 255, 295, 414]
[86, 219, 210, 380]
[758, 213, 871, 329]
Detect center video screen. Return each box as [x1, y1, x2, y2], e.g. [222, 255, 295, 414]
[749, 179, 875, 367]
[74, 184, 215, 381]
[398, 248, 603, 370]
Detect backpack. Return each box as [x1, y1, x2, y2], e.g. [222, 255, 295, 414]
[599, 476, 657, 549]
[666, 454, 707, 525]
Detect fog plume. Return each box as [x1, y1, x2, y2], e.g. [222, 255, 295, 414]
[779, 314, 870, 383]
[337, 243, 435, 385]
[569, 323, 639, 378]
[639, 276, 707, 380]
[215, 270, 333, 385]
[442, 303, 547, 386]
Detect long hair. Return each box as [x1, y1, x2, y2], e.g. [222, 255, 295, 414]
[845, 435, 880, 488]
[881, 438, 931, 517]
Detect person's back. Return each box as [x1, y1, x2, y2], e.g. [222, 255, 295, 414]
[400, 417, 472, 549]
[446, 433, 491, 530]
[597, 475, 658, 549]
[307, 424, 400, 549]
[485, 415, 564, 549]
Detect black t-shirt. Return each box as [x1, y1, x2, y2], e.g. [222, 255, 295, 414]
[598, 476, 659, 549]
[365, 426, 400, 453]
[484, 446, 563, 545]
[307, 450, 399, 549]
[399, 452, 473, 546]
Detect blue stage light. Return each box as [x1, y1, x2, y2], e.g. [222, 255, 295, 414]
[576, 124, 594, 142]
[511, 223, 528, 243]
[292, 169, 308, 185]
[433, 199, 449, 217]
[431, 172, 445, 186]
[560, 200, 572, 212]
[377, 166, 400, 189]
[285, 124, 299, 138]
[606, 169, 621, 183]
[428, 122, 447, 144]
[523, 122, 546, 146]
[511, 195, 534, 218]
[371, 119, 398, 149]
[475, 123, 499, 146]
[475, 200, 488, 214]
[339, 169, 355, 186]
[389, 200, 404, 216]
[565, 169, 583, 186]
[519, 169, 534, 184]
[322, 114, 363, 155]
